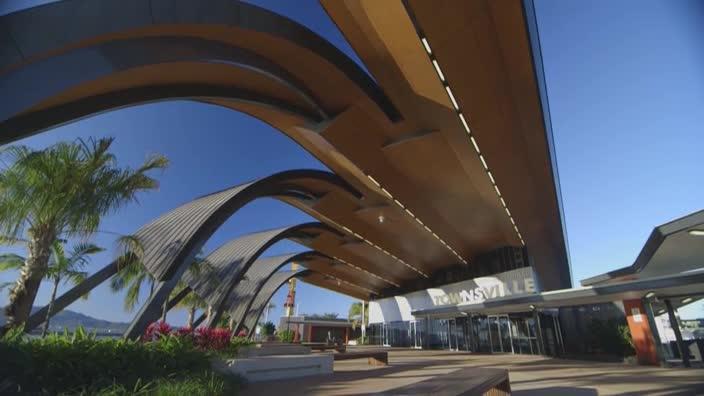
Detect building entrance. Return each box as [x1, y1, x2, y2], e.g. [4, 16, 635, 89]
[488, 315, 513, 353]
[370, 311, 562, 356]
[448, 318, 468, 351]
[463, 313, 550, 355]
[409, 320, 423, 349]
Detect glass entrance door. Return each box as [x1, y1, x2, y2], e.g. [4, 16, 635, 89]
[488, 315, 513, 353]
[448, 319, 459, 351]
[455, 317, 470, 351]
[471, 315, 491, 352]
[499, 316, 513, 353]
[409, 320, 423, 349]
[489, 316, 501, 352]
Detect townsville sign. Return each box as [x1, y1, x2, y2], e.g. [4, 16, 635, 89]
[368, 267, 537, 323]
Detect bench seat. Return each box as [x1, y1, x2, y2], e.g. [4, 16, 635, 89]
[382, 367, 510, 395]
[334, 350, 388, 366]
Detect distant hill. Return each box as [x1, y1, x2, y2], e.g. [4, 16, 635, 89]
[1, 307, 129, 334]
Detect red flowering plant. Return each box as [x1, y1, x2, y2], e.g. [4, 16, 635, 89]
[193, 326, 232, 350]
[142, 321, 172, 342]
[173, 326, 195, 343]
[142, 322, 237, 351]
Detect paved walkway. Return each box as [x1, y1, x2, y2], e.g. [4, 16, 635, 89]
[240, 348, 704, 395]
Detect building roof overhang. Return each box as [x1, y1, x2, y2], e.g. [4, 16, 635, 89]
[412, 268, 704, 318]
[322, 0, 571, 290]
[2, 0, 572, 294]
[581, 210, 704, 286]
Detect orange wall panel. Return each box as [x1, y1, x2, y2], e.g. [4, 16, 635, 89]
[623, 299, 658, 365]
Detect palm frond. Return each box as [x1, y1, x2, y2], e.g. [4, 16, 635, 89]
[123, 273, 148, 312]
[0, 253, 25, 271]
[0, 235, 28, 245]
[115, 234, 144, 268]
[66, 242, 103, 268]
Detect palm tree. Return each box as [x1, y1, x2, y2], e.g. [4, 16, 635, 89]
[110, 234, 155, 313]
[0, 241, 103, 336]
[166, 253, 210, 325]
[263, 301, 276, 324]
[42, 242, 104, 336]
[348, 301, 368, 330]
[0, 137, 168, 333]
[172, 280, 207, 328]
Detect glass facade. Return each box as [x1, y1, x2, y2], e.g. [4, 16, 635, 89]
[369, 312, 556, 356]
[368, 301, 641, 361]
[557, 302, 629, 357]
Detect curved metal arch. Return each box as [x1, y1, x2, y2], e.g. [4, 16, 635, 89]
[126, 221, 338, 338]
[224, 251, 383, 334]
[0, 0, 400, 144]
[240, 269, 309, 337]
[179, 222, 339, 328]
[222, 251, 321, 334]
[165, 221, 396, 329]
[133, 169, 359, 283]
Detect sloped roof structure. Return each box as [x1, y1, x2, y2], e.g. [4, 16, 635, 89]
[581, 210, 704, 286]
[0, 0, 571, 296]
[2, 1, 587, 337]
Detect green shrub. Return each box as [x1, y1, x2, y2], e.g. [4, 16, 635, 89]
[91, 372, 243, 396]
[0, 326, 240, 395]
[277, 329, 294, 343]
[261, 321, 276, 336]
[230, 336, 254, 350]
[213, 336, 254, 358]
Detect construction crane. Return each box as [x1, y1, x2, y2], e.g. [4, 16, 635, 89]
[283, 262, 298, 317]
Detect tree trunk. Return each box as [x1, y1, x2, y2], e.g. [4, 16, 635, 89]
[206, 305, 213, 324]
[41, 277, 60, 338]
[2, 228, 54, 333]
[187, 306, 196, 328]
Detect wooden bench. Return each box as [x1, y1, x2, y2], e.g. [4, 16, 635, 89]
[302, 342, 346, 353]
[383, 367, 510, 395]
[333, 350, 389, 366]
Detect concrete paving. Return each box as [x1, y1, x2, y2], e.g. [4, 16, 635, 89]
[240, 348, 704, 395]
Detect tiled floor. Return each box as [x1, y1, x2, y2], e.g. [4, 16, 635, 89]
[240, 348, 704, 395]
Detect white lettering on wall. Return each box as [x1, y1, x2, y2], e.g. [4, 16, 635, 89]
[428, 278, 535, 306]
[368, 267, 538, 324]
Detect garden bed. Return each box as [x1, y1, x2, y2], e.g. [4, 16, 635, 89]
[0, 323, 252, 395]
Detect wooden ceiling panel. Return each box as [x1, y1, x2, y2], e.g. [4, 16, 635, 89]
[323, 0, 572, 289]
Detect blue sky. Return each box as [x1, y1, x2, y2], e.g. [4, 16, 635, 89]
[1, 0, 703, 323]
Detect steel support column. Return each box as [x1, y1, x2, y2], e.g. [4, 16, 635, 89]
[664, 298, 690, 367]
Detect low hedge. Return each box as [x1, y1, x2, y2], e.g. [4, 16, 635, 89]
[0, 326, 244, 395]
